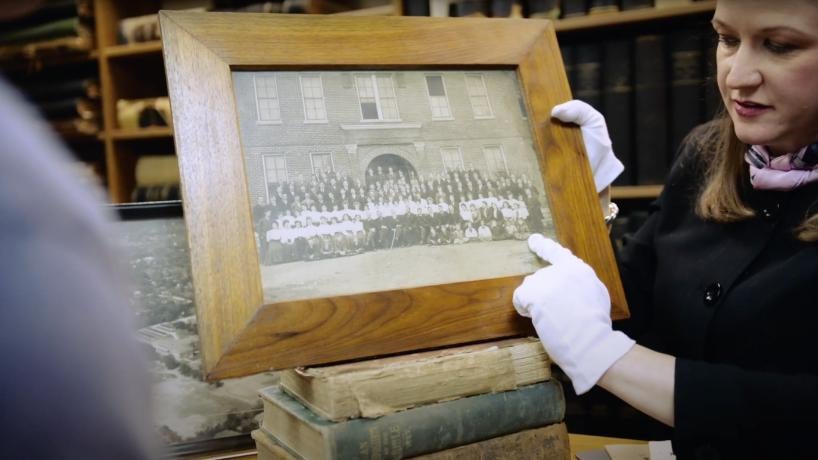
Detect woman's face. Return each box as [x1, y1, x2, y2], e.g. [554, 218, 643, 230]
[715, 0, 818, 153]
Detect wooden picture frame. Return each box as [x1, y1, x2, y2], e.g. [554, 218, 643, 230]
[159, 11, 628, 380]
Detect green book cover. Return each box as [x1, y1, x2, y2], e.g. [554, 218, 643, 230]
[260, 379, 565, 460]
[0, 17, 83, 46]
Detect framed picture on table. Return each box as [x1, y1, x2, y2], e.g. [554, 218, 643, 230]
[159, 11, 628, 380]
[113, 201, 270, 455]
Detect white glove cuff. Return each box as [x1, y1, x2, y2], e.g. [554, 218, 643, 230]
[569, 330, 635, 395]
[592, 153, 625, 193]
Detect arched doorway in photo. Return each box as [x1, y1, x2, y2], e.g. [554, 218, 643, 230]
[365, 154, 417, 185]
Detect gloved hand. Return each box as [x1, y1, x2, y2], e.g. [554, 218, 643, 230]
[513, 234, 635, 394]
[552, 100, 624, 193]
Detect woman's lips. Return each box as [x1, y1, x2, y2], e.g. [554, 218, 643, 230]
[733, 100, 772, 117]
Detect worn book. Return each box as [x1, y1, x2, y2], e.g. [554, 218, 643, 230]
[280, 337, 551, 421]
[522, 0, 560, 19]
[562, 0, 588, 18]
[588, 0, 619, 14]
[620, 0, 653, 10]
[573, 43, 602, 111]
[37, 96, 98, 121]
[253, 422, 571, 460]
[634, 34, 668, 185]
[602, 38, 634, 186]
[0, 17, 91, 46]
[654, 0, 692, 8]
[25, 77, 99, 103]
[669, 28, 704, 159]
[117, 97, 172, 130]
[259, 380, 565, 460]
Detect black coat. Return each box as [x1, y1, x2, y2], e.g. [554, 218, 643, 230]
[615, 133, 818, 459]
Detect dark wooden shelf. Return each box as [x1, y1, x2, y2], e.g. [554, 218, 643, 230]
[554, 1, 715, 32]
[106, 126, 173, 140]
[102, 40, 162, 59]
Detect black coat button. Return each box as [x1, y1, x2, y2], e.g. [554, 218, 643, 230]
[760, 202, 780, 220]
[703, 282, 722, 306]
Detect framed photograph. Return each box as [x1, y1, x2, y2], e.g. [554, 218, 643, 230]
[160, 12, 628, 380]
[114, 201, 271, 454]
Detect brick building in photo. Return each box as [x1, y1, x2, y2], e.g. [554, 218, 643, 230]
[233, 69, 546, 204]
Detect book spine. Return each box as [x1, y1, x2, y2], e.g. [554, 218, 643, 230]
[669, 29, 704, 160]
[634, 34, 668, 185]
[25, 78, 98, 102]
[574, 43, 602, 112]
[37, 97, 95, 120]
[602, 39, 634, 186]
[403, 0, 431, 15]
[560, 45, 576, 96]
[588, 0, 619, 14]
[414, 423, 571, 460]
[561, 0, 588, 17]
[0, 17, 83, 46]
[522, 0, 560, 18]
[620, 0, 654, 9]
[252, 429, 301, 460]
[4, 0, 86, 32]
[448, 0, 486, 17]
[118, 14, 160, 45]
[703, 33, 721, 120]
[332, 380, 565, 459]
[488, 0, 513, 17]
[655, 0, 692, 7]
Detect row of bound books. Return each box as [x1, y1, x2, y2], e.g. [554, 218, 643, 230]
[254, 337, 571, 459]
[408, 0, 706, 18]
[557, 0, 706, 19]
[131, 155, 181, 202]
[0, 0, 94, 62]
[563, 24, 717, 186]
[9, 61, 101, 138]
[117, 1, 309, 45]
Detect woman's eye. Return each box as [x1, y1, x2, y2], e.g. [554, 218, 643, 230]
[717, 34, 739, 48]
[765, 39, 796, 54]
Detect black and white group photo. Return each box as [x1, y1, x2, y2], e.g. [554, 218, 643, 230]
[233, 69, 556, 302]
[252, 166, 549, 266]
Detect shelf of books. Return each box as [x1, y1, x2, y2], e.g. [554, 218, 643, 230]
[107, 126, 173, 140]
[102, 40, 163, 59]
[554, 1, 715, 32]
[2, 1, 718, 204]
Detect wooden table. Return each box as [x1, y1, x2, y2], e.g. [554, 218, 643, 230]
[569, 433, 647, 458]
[183, 434, 647, 459]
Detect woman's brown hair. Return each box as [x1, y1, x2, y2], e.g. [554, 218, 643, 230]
[696, 112, 818, 242]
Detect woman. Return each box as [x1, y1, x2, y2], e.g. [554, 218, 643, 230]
[513, 1, 818, 458]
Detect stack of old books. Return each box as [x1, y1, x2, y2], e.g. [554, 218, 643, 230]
[252, 337, 570, 459]
[0, 0, 94, 62]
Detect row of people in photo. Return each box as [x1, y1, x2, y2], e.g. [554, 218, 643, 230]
[256, 195, 536, 235]
[254, 167, 542, 225]
[257, 215, 535, 265]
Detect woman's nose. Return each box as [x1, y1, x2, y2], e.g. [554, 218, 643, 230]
[724, 46, 763, 89]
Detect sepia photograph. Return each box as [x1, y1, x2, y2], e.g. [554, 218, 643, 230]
[115, 205, 275, 450]
[233, 70, 556, 304]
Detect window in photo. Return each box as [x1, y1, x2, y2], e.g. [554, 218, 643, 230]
[254, 74, 281, 123]
[300, 75, 328, 123]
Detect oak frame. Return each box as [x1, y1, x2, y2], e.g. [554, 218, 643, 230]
[159, 11, 628, 380]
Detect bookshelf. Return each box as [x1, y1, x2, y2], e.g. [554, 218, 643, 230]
[554, 1, 715, 32]
[4, 0, 716, 203]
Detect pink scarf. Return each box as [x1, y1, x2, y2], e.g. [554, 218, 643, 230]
[745, 143, 818, 191]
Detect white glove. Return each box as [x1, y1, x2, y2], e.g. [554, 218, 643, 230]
[552, 100, 624, 193]
[513, 234, 635, 394]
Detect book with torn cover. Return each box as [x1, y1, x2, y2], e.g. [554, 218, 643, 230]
[279, 337, 551, 421]
[259, 379, 565, 460]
